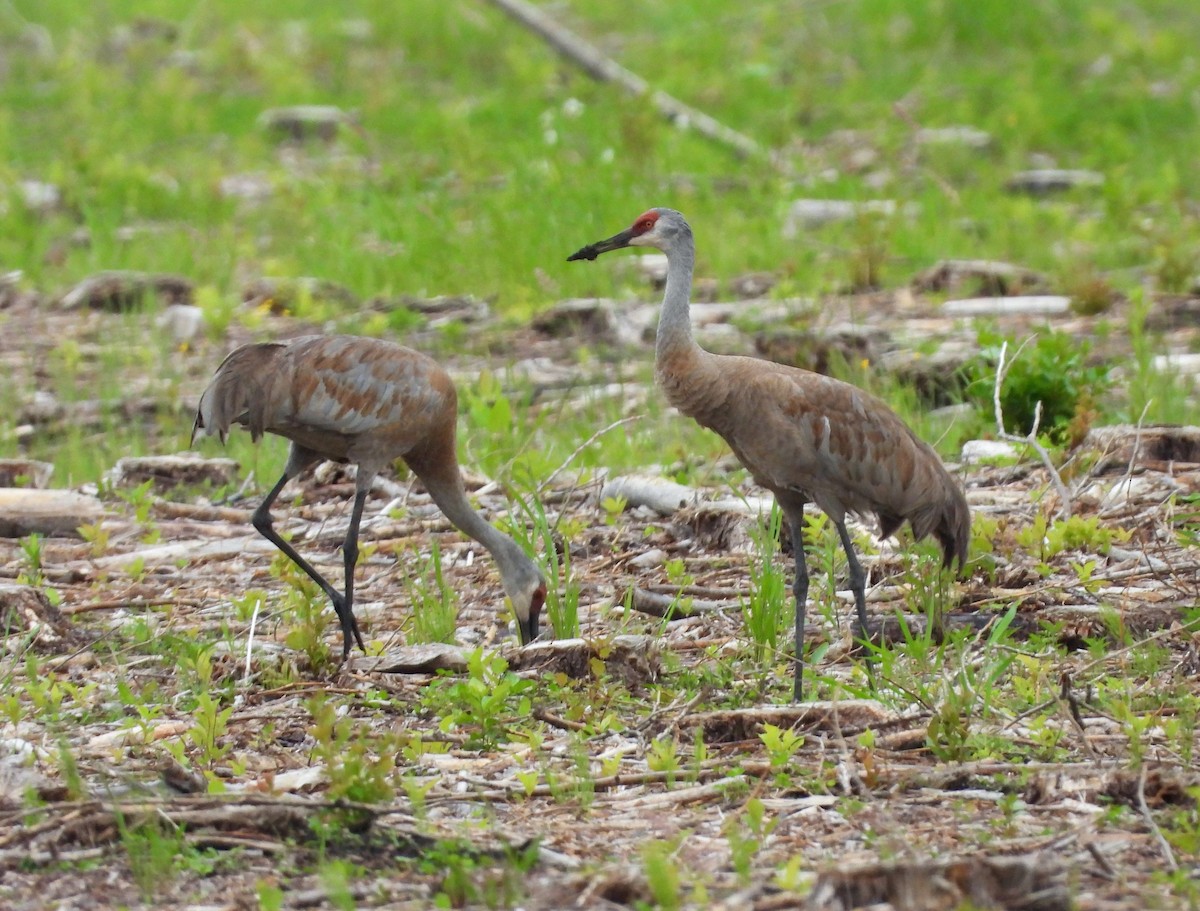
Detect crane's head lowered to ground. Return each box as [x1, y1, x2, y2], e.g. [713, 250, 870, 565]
[510, 574, 546, 645]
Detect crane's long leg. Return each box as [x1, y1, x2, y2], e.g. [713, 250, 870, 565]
[251, 470, 366, 660]
[337, 478, 373, 659]
[785, 510, 810, 702]
[834, 520, 875, 689]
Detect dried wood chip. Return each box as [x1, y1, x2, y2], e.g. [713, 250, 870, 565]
[357, 643, 471, 675]
[684, 701, 896, 742]
[0, 487, 104, 537]
[508, 634, 660, 686]
[86, 720, 190, 754]
[1005, 168, 1104, 195]
[106, 454, 239, 491]
[241, 275, 358, 313]
[0, 583, 74, 644]
[804, 853, 1069, 911]
[59, 270, 193, 310]
[1078, 423, 1200, 472]
[912, 258, 1049, 296]
[94, 536, 274, 570]
[257, 105, 355, 141]
[0, 459, 53, 488]
[625, 586, 735, 619]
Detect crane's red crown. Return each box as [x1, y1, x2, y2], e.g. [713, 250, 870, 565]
[632, 210, 660, 235]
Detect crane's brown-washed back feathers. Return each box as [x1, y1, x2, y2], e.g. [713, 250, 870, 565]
[192, 341, 291, 445]
[679, 354, 971, 574]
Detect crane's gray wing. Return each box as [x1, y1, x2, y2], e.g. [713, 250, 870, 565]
[722, 365, 945, 521]
[281, 337, 453, 438]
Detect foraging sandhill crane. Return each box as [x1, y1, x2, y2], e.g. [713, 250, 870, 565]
[569, 208, 969, 700]
[192, 335, 546, 659]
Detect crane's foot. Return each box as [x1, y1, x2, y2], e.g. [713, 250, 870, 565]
[331, 594, 367, 661]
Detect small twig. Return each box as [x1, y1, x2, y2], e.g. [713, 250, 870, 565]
[61, 598, 194, 615]
[643, 584, 743, 600]
[993, 339, 1072, 518]
[1084, 841, 1118, 881]
[636, 686, 708, 734]
[1071, 615, 1200, 678]
[186, 833, 287, 853]
[1059, 672, 1100, 762]
[442, 760, 774, 803]
[1113, 400, 1153, 509]
[244, 595, 262, 681]
[532, 707, 587, 732]
[1136, 765, 1178, 872]
[214, 469, 257, 506]
[539, 414, 641, 493]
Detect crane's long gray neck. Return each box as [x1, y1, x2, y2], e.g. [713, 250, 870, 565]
[424, 481, 528, 576]
[656, 234, 697, 363]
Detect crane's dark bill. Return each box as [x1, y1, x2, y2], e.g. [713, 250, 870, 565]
[566, 244, 600, 261]
[567, 228, 636, 261]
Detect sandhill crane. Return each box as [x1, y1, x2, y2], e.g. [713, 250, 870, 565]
[569, 208, 969, 699]
[192, 335, 547, 659]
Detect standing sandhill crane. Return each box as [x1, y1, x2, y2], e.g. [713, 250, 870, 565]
[192, 335, 546, 659]
[569, 209, 969, 700]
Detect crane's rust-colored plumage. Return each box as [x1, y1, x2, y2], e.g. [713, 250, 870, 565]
[569, 208, 970, 700]
[192, 335, 546, 658]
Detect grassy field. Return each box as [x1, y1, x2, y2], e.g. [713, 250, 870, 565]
[3, 1, 1200, 908]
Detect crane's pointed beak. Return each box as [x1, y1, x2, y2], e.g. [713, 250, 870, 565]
[567, 227, 635, 262]
[516, 582, 546, 645]
[517, 613, 539, 645]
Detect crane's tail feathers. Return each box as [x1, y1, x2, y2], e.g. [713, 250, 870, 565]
[891, 481, 970, 576]
[935, 484, 971, 575]
[193, 343, 285, 446]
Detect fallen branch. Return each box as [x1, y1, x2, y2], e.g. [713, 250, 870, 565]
[993, 339, 1072, 519]
[625, 586, 736, 618]
[1137, 764, 1178, 872]
[482, 0, 764, 161]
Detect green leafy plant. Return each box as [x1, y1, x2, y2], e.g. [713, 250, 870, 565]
[418, 838, 538, 910]
[923, 606, 1019, 762]
[964, 329, 1112, 443]
[1015, 512, 1130, 564]
[725, 797, 777, 885]
[759, 723, 805, 771]
[271, 551, 336, 672]
[641, 838, 685, 911]
[601, 494, 628, 526]
[647, 736, 682, 788]
[116, 479, 162, 544]
[507, 479, 580, 639]
[188, 691, 233, 772]
[309, 694, 397, 806]
[422, 648, 534, 749]
[17, 533, 44, 585]
[117, 811, 188, 902]
[77, 521, 111, 558]
[406, 539, 460, 644]
[741, 505, 789, 665]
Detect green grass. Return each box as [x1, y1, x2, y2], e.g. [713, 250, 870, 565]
[4, 6, 1200, 903]
[3, 0, 1199, 307]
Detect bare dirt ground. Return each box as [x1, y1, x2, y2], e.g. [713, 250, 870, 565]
[2, 287, 1199, 910]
